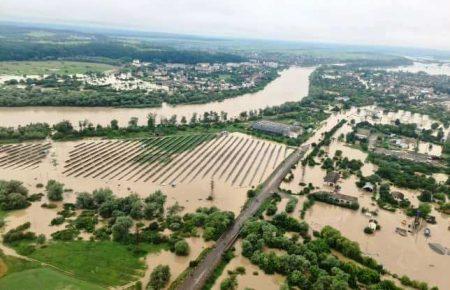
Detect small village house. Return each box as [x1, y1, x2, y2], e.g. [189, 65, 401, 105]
[324, 171, 340, 186]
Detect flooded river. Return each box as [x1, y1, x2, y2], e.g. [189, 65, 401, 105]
[0, 66, 313, 128]
[388, 62, 450, 76]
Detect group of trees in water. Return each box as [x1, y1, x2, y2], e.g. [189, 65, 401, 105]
[239, 216, 412, 290]
[368, 153, 449, 194]
[0, 103, 316, 146]
[2, 182, 235, 276]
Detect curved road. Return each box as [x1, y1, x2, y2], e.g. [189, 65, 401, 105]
[177, 145, 309, 290]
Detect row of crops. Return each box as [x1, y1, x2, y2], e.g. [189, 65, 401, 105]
[9, 133, 292, 187]
[0, 143, 51, 169]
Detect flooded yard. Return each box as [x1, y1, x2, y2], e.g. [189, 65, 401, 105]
[279, 108, 450, 289]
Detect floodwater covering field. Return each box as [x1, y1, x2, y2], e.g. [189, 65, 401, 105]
[0, 66, 314, 128]
[0, 132, 292, 237]
[0, 133, 292, 188]
[1, 63, 449, 289]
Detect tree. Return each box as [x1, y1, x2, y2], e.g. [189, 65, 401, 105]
[128, 117, 139, 128]
[46, 180, 64, 201]
[174, 239, 190, 256]
[76, 192, 96, 209]
[288, 270, 309, 288]
[321, 158, 334, 171]
[112, 216, 133, 242]
[0, 180, 30, 210]
[190, 113, 198, 125]
[418, 191, 432, 202]
[93, 188, 114, 205]
[110, 119, 119, 130]
[144, 191, 166, 219]
[147, 265, 170, 290]
[147, 113, 156, 130]
[53, 120, 74, 134]
[417, 203, 432, 218]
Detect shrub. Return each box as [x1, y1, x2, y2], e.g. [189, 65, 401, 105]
[36, 234, 46, 244]
[41, 203, 57, 209]
[50, 216, 65, 226]
[148, 265, 170, 290]
[285, 197, 298, 213]
[235, 266, 246, 275]
[51, 228, 79, 241]
[265, 203, 277, 216]
[220, 276, 238, 290]
[3, 222, 36, 244]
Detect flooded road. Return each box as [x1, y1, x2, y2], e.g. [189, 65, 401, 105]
[0, 67, 313, 128]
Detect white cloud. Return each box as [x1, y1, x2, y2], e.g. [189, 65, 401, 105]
[1, 0, 449, 50]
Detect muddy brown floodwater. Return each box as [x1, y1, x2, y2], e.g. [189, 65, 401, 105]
[1, 81, 449, 289]
[0, 66, 314, 128]
[279, 108, 450, 289]
[0, 133, 293, 237]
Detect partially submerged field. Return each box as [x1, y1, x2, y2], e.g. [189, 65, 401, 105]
[0, 61, 115, 75]
[0, 132, 293, 288]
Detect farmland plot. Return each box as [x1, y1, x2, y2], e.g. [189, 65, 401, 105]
[63, 132, 294, 186]
[0, 142, 51, 169]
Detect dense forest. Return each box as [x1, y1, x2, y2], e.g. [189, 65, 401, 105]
[0, 40, 246, 64]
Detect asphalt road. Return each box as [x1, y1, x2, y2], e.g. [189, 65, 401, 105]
[177, 145, 309, 290]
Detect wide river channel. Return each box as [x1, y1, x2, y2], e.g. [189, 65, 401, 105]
[0, 66, 314, 128]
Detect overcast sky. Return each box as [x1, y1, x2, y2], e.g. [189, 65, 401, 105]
[1, 0, 449, 50]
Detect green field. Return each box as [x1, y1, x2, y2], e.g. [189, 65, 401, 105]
[0, 268, 104, 290]
[1, 249, 101, 289]
[28, 241, 152, 287]
[0, 61, 116, 75]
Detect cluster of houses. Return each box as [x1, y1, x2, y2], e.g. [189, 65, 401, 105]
[124, 60, 278, 93]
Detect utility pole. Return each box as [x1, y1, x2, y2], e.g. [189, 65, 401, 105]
[208, 178, 215, 201]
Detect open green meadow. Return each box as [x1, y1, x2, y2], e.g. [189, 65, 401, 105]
[0, 61, 116, 75]
[1, 250, 101, 289]
[27, 241, 165, 287]
[0, 268, 104, 290]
